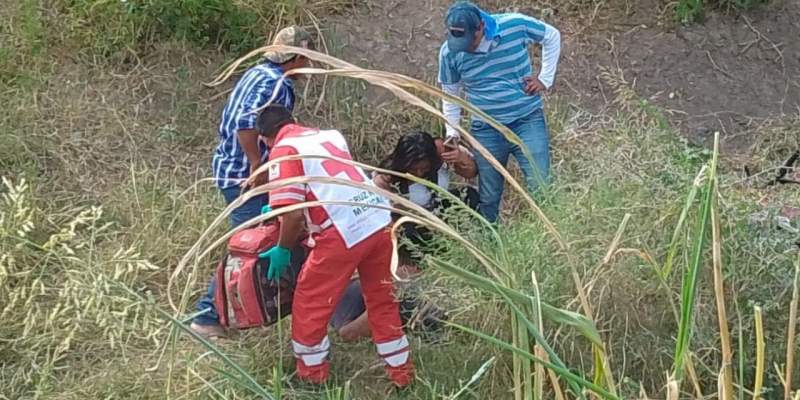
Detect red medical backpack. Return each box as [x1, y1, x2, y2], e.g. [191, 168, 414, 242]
[213, 223, 299, 329]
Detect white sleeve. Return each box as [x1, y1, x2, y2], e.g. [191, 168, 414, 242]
[442, 83, 463, 138]
[537, 23, 561, 89]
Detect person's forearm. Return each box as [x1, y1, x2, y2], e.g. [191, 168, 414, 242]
[453, 156, 478, 179]
[237, 129, 262, 168]
[537, 24, 561, 89]
[278, 209, 305, 249]
[372, 173, 392, 191]
[442, 83, 463, 137]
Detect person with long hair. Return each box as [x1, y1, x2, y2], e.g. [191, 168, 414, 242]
[373, 131, 478, 210]
[332, 131, 478, 342]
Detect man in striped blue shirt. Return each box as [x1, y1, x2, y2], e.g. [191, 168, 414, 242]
[211, 26, 314, 228]
[438, 1, 561, 222]
[192, 26, 314, 336]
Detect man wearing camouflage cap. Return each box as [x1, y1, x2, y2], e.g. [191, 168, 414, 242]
[193, 26, 315, 337]
[211, 25, 314, 228]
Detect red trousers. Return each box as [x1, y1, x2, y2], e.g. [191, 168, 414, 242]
[291, 227, 414, 386]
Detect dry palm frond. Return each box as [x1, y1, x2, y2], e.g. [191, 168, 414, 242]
[195, 44, 615, 396]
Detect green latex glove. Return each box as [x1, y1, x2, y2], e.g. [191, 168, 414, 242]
[261, 205, 272, 215]
[259, 245, 291, 281]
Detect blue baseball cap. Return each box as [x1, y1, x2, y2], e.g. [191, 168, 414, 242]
[445, 2, 483, 53]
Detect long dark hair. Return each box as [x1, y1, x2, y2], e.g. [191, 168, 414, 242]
[380, 131, 442, 192]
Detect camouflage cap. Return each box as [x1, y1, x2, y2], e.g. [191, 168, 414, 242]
[264, 26, 315, 64]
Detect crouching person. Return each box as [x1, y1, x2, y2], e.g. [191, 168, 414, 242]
[334, 131, 479, 342]
[256, 104, 414, 387]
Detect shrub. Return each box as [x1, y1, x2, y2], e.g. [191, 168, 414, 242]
[48, 0, 324, 58]
[57, 0, 266, 57]
[0, 177, 162, 398]
[675, 0, 769, 23]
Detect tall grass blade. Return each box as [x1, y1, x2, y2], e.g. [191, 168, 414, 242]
[188, 367, 231, 399]
[672, 133, 719, 381]
[430, 258, 602, 345]
[514, 314, 534, 400]
[532, 272, 545, 400]
[445, 321, 619, 400]
[538, 348, 567, 400]
[666, 375, 679, 400]
[737, 300, 746, 400]
[662, 166, 705, 280]
[448, 357, 496, 400]
[493, 279, 586, 399]
[589, 213, 626, 396]
[210, 366, 263, 396]
[719, 367, 731, 400]
[593, 348, 607, 392]
[512, 313, 524, 400]
[685, 353, 704, 399]
[785, 261, 799, 400]
[273, 287, 285, 398]
[711, 173, 734, 400]
[753, 306, 765, 400]
[272, 366, 283, 399]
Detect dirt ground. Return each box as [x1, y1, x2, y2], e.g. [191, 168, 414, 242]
[328, 0, 800, 153]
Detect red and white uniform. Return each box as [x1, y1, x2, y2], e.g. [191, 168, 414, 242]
[268, 123, 414, 386]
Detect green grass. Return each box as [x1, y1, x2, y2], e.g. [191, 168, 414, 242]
[55, 0, 305, 57]
[3, 77, 799, 399]
[675, 0, 769, 23]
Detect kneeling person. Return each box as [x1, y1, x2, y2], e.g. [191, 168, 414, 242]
[336, 131, 479, 341]
[257, 105, 414, 386]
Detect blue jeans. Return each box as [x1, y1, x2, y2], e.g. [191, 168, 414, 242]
[193, 186, 267, 326]
[219, 186, 268, 228]
[471, 109, 550, 222]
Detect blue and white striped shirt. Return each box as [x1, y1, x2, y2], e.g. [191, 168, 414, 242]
[439, 13, 559, 125]
[212, 62, 294, 189]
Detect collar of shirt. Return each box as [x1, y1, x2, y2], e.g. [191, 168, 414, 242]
[474, 36, 494, 53]
[473, 12, 500, 54]
[274, 123, 308, 143]
[265, 60, 286, 73]
[264, 61, 296, 89]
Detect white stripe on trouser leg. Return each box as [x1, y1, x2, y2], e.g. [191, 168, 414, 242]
[383, 351, 410, 367]
[376, 336, 408, 354]
[376, 335, 410, 367]
[292, 336, 330, 366]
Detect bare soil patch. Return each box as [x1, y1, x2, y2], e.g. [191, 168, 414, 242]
[329, 0, 800, 153]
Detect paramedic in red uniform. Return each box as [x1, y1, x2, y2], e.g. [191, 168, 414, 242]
[254, 104, 415, 387]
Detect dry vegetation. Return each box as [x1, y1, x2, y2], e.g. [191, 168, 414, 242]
[1, 1, 799, 399]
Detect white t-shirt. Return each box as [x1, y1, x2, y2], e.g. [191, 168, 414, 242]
[407, 166, 450, 209]
[270, 127, 391, 248]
